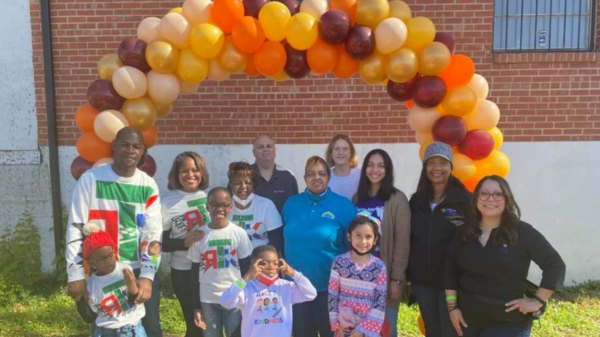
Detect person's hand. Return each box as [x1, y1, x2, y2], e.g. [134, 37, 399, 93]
[278, 258, 296, 277]
[67, 279, 87, 301]
[337, 325, 347, 336]
[389, 281, 401, 300]
[505, 297, 544, 315]
[349, 328, 364, 337]
[194, 310, 207, 329]
[122, 268, 139, 295]
[134, 277, 152, 304]
[449, 308, 468, 336]
[184, 230, 205, 248]
[243, 259, 264, 282]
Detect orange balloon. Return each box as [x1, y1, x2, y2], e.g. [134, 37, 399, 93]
[211, 0, 244, 34]
[254, 41, 287, 76]
[244, 56, 260, 77]
[463, 174, 484, 193]
[76, 132, 112, 163]
[417, 314, 426, 335]
[439, 55, 476, 89]
[75, 103, 100, 133]
[419, 140, 434, 161]
[232, 17, 265, 54]
[333, 44, 358, 79]
[307, 38, 338, 74]
[330, 0, 358, 25]
[141, 126, 159, 148]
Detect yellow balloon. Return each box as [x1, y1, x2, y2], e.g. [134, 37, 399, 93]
[190, 23, 225, 59]
[419, 140, 434, 161]
[121, 97, 159, 131]
[389, 0, 412, 23]
[218, 36, 248, 74]
[169, 7, 183, 14]
[98, 53, 123, 80]
[408, 105, 440, 132]
[467, 73, 490, 100]
[475, 150, 510, 178]
[286, 13, 319, 51]
[271, 70, 289, 81]
[208, 58, 231, 81]
[440, 86, 477, 117]
[418, 42, 451, 76]
[259, 2, 291, 42]
[180, 80, 201, 94]
[375, 18, 408, 54]
[488, 127, 504, 150]
[404, 17, 436, 52]
[453, 153, 476, 181]
[159, 12, 192, 49]
[300, 0, 328, 20]
[137, 17, 161, 43]
[153, 99, 174, 118]
[177, 48, 209, 83]
[357, 0, 390, 29]
[464, 100, 500, 130]
[386, 48, 418, 83]
[146, 40, 180, 73]
[183, 0, 213, 26]
[415, 130, 433, 145]
[359, 51, 387, 84]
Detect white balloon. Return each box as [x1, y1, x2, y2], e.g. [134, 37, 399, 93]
[94, 110, 129, 143]
[137, 17, 161, 43]
[112, 66, 147, 99]
[467, 74, 490, 100]
[300, 0, 328, 20]
[93, 157, 114, 168]
[375, 18, 408, 54]
[182, 0, 213, 26]
[147, 71, 181, 105]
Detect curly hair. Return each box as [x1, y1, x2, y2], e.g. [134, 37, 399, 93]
[227, 161, 259, 188]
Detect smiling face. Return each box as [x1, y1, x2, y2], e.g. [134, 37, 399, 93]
[112, 130, 145, 170]
[348, 223, 377, 255]
[304, 161, 329, 194]
[257, 250, 279, 278]
[230, 173, 254, 200]
[332, 139, 351, 167]
[178, 157, 202, 193]
[207, 190, 233, 222]
[366, 153, 386, 185]
[426, 156, 452, 185]
[477, 179, 506, 220]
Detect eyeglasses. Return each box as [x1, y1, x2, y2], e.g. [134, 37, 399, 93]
[92, 252, 115, 265]
[209, 202, 232, 209]
[306, 172, 328, 179]
[478, 191, 505, 202]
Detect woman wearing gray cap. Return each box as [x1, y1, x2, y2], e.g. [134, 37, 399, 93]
[408, 142, 472, 337]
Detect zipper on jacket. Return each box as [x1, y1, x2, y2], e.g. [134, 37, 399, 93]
[427, 205, 433, 277]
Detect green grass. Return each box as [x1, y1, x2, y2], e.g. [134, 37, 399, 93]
[1, 282, 599, 337]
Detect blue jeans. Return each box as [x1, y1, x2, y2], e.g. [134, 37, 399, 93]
[292, 291, 333, 337]
[93, 321, 147, 337]
[462, 323, 531, 337]
[413, 283, 457, 337]
[200, 302, 241, 337]
[386, 305, 399, 337]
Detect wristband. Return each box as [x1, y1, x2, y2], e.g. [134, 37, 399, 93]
[235, 279, 246, 289]
[531, 294, 546, 305]
[446, 295, 457, 302]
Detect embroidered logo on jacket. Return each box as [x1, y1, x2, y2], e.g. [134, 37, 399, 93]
[321, 211, 335, 219]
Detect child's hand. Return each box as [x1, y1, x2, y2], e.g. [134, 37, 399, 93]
[122, 268, 139, 295]
[349, 328, 364, 337]
[184, 230, 205, 248]
[243, 259, 264, 282]
[278, 258, 296, 277]
[194, 310, 207, 330]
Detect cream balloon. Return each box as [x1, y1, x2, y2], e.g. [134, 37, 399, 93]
[374, 18, 407, 54]
[180, 80, 201, 94]
[182, 0, 213, 26]
[137, 17, 161, 43]
[208, 58, 231, 81]
[467, 74, 490, 100]
[464, 100, 500, 130]
[93, 157, 114, 168]
[93, 110, 130, 143]
[300, 0, 328, 20]
[415, 130, 433, 145]
[146, 71, 181, 105]
[112, 66, 148, 99]
[408, 105, 440, 132]
[159, 13, 192, 49]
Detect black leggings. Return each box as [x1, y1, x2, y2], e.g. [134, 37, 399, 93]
[171, 268, 204, 337]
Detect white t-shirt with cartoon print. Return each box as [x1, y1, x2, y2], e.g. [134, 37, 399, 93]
[228, 194, 283, 249]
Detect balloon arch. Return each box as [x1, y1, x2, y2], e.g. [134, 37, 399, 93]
[71, 0, 510, 192]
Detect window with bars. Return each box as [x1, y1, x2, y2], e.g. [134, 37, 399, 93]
[493, 0, 595, 51]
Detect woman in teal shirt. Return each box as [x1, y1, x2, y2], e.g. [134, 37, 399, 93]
[283, 156, 357, 337]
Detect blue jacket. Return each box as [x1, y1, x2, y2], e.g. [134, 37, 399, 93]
[282, 188, 357, 292]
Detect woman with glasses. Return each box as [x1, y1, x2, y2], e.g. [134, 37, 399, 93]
[408, 142, 472, 337]
[325, 134, 361, 201]
[352, 149, 411, 337]
[282, 156, 357, 337]
[227, 161, 284, 254]
[161, 151, 211, 337]
[444, 175, 565, 337]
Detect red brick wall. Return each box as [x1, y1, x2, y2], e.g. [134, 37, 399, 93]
[30, 0, 600, 146]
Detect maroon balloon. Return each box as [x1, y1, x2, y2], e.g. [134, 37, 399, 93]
[432, 116, 467, 146]
[319, 9, 350, 45]
[139, 154, 157, 177]
[244, 0, 269, 18]
[284, 44, 310, 79]
[275, 0, 299, 14]
[345, 26, 375, 60]
[87, 79, 126, 111]
[118, 38, 151, 73]
[434, 32, 456, 55]
[458, 130, 495, 160]
[71, 156, 93, 180]
[387, 74, 421, 102]
[412, 76, 447, 108]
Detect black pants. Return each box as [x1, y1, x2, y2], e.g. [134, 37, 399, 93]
[292, 291, 333, 337]
[172, 268, 204, 337]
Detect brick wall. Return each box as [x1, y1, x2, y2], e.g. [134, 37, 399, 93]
[30, 0, 600, 146]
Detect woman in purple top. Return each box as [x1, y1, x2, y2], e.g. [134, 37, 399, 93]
[352, 149, 411, 337]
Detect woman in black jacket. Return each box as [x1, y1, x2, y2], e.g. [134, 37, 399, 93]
[409, 142, 471, 337]
[444, 175, 565, 337]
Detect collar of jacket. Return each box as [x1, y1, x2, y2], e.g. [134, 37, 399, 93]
[302, 187, 332, 204]
[413, 188, 471, 210]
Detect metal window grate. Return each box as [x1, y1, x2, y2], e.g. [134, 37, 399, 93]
[493, 0, 595, 51]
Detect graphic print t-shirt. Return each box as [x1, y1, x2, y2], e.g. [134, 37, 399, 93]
[87, 261, 145, 329]
[228, 195, 283, 249]
[356, 196, 385, 257]
[187, 222, 253, 303]
[162, 190, 210, 270]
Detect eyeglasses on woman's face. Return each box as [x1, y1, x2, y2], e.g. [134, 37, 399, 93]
[478, 190, 505, 202]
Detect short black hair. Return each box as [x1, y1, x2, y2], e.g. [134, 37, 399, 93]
[347, 215, 380, 240]
[250, 245, 278, 263]
[207, 186, 232, 200]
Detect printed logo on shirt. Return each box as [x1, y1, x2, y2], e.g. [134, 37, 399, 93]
[322, 211, 335, 220]
[254, 289, 283, 325]
[442, 208, 465, 227]
[98, 279, 134, 318]
[273, 190, 286, 194]
[201, 239, 239, 271]
[232, 214, 267, 241]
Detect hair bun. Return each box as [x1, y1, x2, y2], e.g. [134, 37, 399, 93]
[82, 222, 101, 236]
